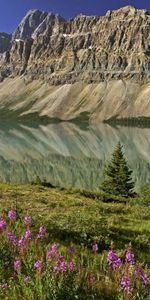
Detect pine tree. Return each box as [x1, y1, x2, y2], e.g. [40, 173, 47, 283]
[101, 142, 135, 197]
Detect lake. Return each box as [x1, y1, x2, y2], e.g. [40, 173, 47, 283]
[0, 119, 150, 191]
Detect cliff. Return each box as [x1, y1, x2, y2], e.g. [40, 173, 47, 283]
[0, 6, 150, 122]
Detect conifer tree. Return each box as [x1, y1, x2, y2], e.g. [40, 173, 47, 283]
[101, 142, 135, 197]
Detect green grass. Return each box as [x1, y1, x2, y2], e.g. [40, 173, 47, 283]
[0, 183, 150, 266]
[0, 183, 150, 299]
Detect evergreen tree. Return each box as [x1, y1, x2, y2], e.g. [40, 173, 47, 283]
[101, 142, 135, 197]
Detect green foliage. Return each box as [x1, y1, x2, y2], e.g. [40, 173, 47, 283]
[101, 142, 135, 197]
[35, 175, 42, 186]
[80, 189, 130, 204]
[34, 176, 54, 188]
[0, 209, 149, 300]
[0, 183, 150, 264]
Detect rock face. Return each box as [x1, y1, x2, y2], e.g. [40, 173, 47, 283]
[0, 33, 11, 53]
[12, 9, 48, 40]
[2, 6, 150, 83]
[0, 6, 150, 120]
[1, 5, 150, 83]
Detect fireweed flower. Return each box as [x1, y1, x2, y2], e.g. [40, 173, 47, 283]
[51, 243, 58, 253]
[56, 256, 67, 273]
[18, 231, 31, 251]
[36, 225, 46, 241]
[107, 250, 122, 270]
[69, 260, 76, 270]
[24, 276, 31, 284]
[14, 260, 21, 272]
[135, 267, 150, 286]
[7, 232, 17, 245]
[47, 244, 58, 260]
[34, 260, 42, 271]
[0, 218, 6, 231]
[53, 265, 60, 274]
[24, 215, 32, 225]
[18, 236, 26, 249]
[57, 255, 64, 263]
[39, 225, 46, 236]
[24, 229, 32, 240]
[125, 250, 135, 265]
[141, 272, 150, 286]
[36, 233, 43, 241]
[46, 250, 53, 260]
[8, 210, 16, 221]
[121, 276, 132, 295]
[59, 261, 67, 273]
[92, 242, 98, 253]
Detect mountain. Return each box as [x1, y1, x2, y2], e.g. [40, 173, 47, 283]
[0, 33, 11, 54]
[12, 9, 48, 40]
[0, 6, 150, 122]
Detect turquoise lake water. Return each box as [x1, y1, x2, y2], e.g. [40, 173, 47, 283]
[0, 119, 150, 191]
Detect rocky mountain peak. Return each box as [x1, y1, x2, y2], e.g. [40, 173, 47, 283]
[106, 5, 149, 19]
[1, 6, 150, 122]
[114, 5, 136, 13]
[12, 9, 48, 40]
[1, 6, 150, 84]
[32, 13, 66, 38]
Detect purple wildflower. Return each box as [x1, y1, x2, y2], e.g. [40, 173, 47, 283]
[107, 250, 122, 270]
[141, 272, 149, 286]
[51, 243, 58, 253]
[47, 250, 53, 260]
[24, 276, 31, 284]
[39, 225, 46, 236]
[7, 232, 17, 245]
[36, 225, 46, 241]
[92, 243, 98, 253]
[59, 261, 67, 273]
[24, 229, 32, 240]
[18, 236, 26, 249]
[24, 215, 32, 225]
[0, 218, 6, 231]
[135, 267, 150, 286]
[53, 266, 60, 274]
[69, 260, 76, 270]
[121, 275, 132, 296]
[125, 250, 135, 265]
[8, 210, 16, 221]
[57, 255, 64, 263]
[34, 260, 42, 271]
[46, 244, 58, 260]
[14, 260, 21, 272]
[36, 233, 43, 241]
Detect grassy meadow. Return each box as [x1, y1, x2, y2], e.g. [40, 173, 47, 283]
[0, 183, 150, 299]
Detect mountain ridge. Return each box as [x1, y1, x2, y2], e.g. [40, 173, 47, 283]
[0, 6, 150, 122]
[1, 5, 150, 83]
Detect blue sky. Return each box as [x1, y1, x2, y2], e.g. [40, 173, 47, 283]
[0, 0, 150, 33]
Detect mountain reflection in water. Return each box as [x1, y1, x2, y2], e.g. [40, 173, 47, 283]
[0, 121, 150, 191]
